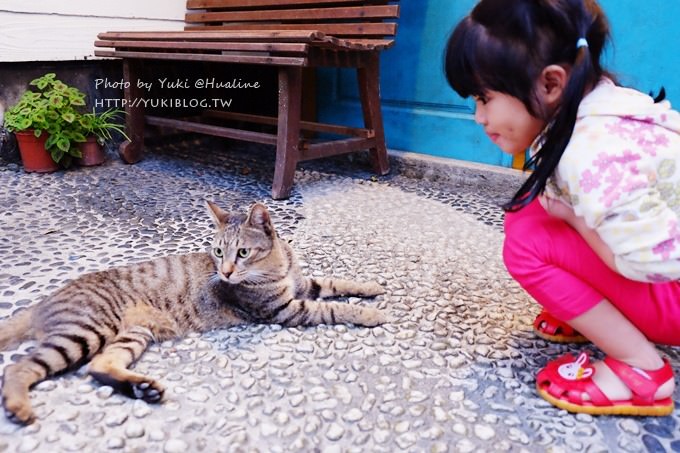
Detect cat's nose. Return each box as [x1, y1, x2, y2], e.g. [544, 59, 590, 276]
[221, 263, 235, 278]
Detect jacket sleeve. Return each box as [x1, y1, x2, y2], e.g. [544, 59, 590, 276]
[556, 122, 680, 282]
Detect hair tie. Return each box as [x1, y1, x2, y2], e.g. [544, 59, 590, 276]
[576, 38, 589, 49]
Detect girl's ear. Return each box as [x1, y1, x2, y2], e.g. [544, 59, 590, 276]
[538, 64, 569, 109]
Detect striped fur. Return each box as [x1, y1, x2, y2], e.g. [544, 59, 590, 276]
[0, 202, 385, 424]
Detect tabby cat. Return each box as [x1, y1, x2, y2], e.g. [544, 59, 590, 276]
[0, 201, 386, 424]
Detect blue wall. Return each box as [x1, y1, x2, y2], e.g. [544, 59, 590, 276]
[318, 0, 680, 167]
[602, 0, 680, 99]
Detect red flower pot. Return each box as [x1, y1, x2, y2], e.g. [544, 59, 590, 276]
[14, 130, 58, 173]
[76, 136, 106, 166]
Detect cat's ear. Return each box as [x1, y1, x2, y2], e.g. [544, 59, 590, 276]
[205, 200, 229, 226]
[247, 202, 274, 235]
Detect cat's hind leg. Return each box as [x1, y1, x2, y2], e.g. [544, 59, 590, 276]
[88, 325, 164, 403]
[297, 277, 385, 300]
[3, 358, 48, 424]
[3, 330, 100, 424]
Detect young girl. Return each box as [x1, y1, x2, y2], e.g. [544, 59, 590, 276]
[445, 0, 680, 416]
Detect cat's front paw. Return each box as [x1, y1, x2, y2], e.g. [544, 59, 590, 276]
[358, 281, 386, 298]
[3, 397, 36, 425]
[132, 380, 165, 403]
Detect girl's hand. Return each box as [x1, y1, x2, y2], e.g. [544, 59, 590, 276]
[539, 194, 618, 272]
[539, 195, 577, 226]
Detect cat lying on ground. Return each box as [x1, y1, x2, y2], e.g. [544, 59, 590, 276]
[0, 201, 386, 424]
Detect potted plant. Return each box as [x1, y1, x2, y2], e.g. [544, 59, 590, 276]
[3, 73, 87, 172]
[75, 108, 128, 166]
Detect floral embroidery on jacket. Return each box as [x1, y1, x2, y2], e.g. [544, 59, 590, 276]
[546, 78, 680, 282]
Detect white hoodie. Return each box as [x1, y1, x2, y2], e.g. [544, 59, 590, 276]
[546, 78, 680, 282]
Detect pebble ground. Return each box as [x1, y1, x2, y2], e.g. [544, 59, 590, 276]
[0, 138, 679, 452]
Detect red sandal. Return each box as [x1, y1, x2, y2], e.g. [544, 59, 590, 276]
[536, 352, 675, 416]
[533, 309, 588, 343]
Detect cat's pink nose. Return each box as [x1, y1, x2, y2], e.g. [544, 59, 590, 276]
[221, 263, 235, 277]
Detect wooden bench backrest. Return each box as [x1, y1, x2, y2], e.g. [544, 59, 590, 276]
[184, 0, 399, 40]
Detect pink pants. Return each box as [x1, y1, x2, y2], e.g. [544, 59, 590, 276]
[503, 197, 680, 346]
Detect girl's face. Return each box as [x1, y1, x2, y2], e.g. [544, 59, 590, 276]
[473, 91, 546, 155]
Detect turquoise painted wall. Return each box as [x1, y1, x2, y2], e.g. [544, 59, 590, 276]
[317, 0, 680, 168]
[603, 1, 680, 99]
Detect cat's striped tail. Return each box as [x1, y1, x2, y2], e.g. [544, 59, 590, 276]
[0, 307, 35, 350]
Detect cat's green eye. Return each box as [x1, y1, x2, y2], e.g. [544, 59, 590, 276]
[213, 247, 224, 258]
[237, 248, 250, 259]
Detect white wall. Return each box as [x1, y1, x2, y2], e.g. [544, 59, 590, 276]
[0, 0, 187, 62]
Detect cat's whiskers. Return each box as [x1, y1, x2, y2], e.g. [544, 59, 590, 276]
[243, 269, 287, 284]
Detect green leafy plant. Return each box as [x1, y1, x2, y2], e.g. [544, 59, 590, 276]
[77, 108, 129, 145]
[3, 73, 87, 164]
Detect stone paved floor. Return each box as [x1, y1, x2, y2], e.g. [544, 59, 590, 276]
[0, 138, 679, 453]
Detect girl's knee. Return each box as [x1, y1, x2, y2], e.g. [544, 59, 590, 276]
[503, 236, 533, 282]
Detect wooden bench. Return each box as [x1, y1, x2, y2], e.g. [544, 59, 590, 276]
[95, 0, 400, 199]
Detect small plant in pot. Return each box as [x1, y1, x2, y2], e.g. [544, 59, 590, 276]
[3, 73, 87, 172]
[76, 108, 128, 166]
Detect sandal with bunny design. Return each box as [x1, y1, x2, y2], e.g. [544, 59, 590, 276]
[536, 351, 675, 416]
[533, 309, 588, 344]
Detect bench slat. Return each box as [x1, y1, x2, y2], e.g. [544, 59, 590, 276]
[184, 23, 397, 38]
[308, 37, 393, 49]
[187, 0, 394, 9]
[185, 5, 399, 23]
[95, 50, 307, 66]
[98, 30, 324, 42]
[95, 39, 309, 54]
[97, 31, 393, 51]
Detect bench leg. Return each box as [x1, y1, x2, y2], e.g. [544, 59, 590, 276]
[272, 66, 302, 200]
[119, 59, 145, 164]
[358, 53, 390, 176]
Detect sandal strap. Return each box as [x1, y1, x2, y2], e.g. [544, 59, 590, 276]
[603, 356, 674, 404]
[574, 375, 611, 406]
[534, 310, 577, 336]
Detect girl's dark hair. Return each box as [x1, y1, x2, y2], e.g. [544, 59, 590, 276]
[444, 0, 613, 211]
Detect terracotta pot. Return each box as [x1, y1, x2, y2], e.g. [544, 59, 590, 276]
[14, 130, 58, 173]
[76, 136, 106, 166]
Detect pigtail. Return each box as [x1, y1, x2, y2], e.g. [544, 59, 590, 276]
[503, 0, 608, 212]
[651, 87, 666, 103]
[504, 39, 596, 211]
